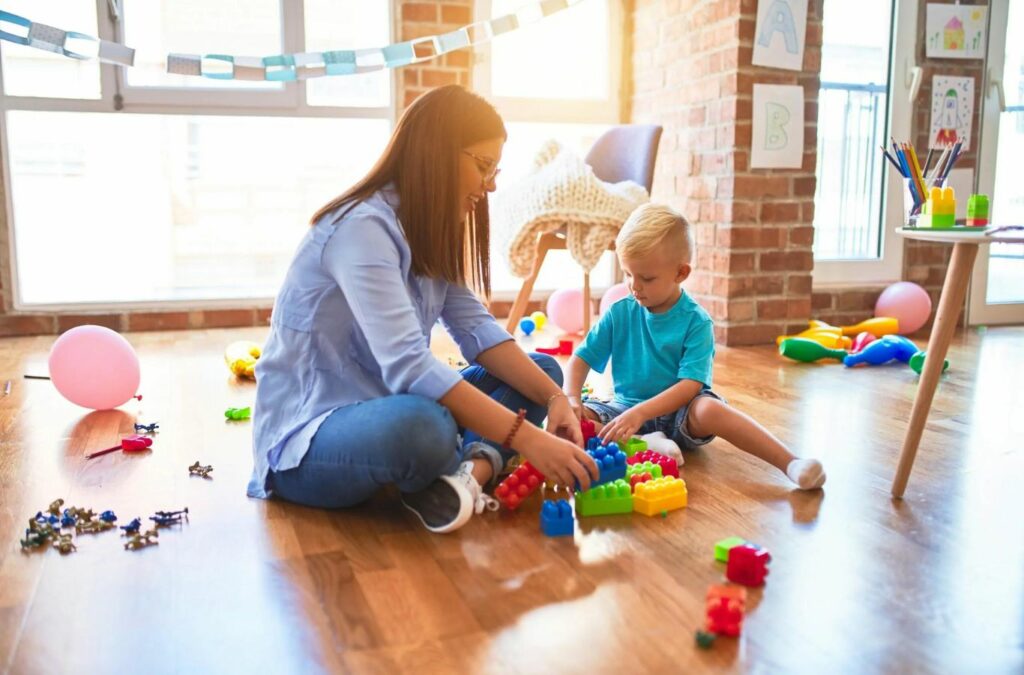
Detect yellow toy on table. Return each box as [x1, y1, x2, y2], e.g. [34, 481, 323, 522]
[224, 341, 262, 379]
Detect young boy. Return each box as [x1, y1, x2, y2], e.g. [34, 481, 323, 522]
[564, 203, 826, 490]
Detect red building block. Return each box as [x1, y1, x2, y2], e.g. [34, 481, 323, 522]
[580, 418, 596, 445]
[705, 585, 746, 637]
[536, 339, 574, 356]
[726, 543, 772, 587]
[627, 450, 679, 479]
[494, 462, 545, 510]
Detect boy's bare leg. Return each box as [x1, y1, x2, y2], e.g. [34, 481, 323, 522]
[687, 396, 825, 490]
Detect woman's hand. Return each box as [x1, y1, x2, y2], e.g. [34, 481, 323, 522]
[564, 394, 584, 421]
[517, 426, 599, 490]
[597, 407, 646, 445]
[546, 396, 584, 447]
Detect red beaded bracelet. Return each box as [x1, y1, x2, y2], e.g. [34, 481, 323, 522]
[502, 408, 528, 449]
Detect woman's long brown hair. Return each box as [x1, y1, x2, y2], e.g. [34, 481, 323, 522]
[310, 85, 506, 298]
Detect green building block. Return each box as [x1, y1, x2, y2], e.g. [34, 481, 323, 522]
[714, 536, 746, 562]
[695, 630, 716, 649]
[626, 461, 663, 481]
[621, 437, 647, 458]
[575, 479, 633, 517]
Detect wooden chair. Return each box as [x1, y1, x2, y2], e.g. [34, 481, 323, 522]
[504, 124, 663, 334]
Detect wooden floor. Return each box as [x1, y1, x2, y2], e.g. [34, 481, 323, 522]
[1, 324, 1022, 674]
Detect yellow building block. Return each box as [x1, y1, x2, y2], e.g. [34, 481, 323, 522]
[633, 476, 687, 516]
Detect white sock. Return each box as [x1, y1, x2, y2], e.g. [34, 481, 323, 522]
[639, 431, 684, 467]
[786, 459, 826, 490]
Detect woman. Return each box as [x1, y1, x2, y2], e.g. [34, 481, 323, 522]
[248, 85, 598, 533]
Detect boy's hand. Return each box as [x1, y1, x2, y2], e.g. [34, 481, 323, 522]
[598, 407, 646, 445]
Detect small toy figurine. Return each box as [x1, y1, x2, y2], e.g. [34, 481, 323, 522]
[85, 434, 154, 459]
[20, 530, 49, 550]
[695, 630, 716, 649]
[47, 498, 65, 516]
[76, 519, 114, 535]
[188, 461, 214, 478]
[60, 513, 76, 528]
[54, 534, 76, 555]
[75, 508, 96, 523]
[150, 508, 189, 527]
[124, 529, 159, 551]
[447, 356, 469, 369]
[120, 518, 142, 534]
[134, 422, 160, 433]
[99, 510, 118, 523]
[224, 406, 252, 421]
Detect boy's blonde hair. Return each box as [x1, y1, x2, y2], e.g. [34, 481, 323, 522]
[615, 203, 693, 264]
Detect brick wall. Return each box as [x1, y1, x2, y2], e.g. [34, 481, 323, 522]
[630, 0, 824, 345]
[0, 0, 475, 337]
[811, 0, 986, 329]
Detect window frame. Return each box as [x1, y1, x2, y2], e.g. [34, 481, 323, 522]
[812, 0, 915, 287]
[471, 0, 625, 301]
[0, 0, 398, 312]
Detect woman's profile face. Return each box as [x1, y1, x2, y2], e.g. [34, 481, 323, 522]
[458, 137, 504, 218]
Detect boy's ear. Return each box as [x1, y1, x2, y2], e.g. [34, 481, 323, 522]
[676, 263, 692, 283]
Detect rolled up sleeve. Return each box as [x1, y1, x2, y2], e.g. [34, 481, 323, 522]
[440, 283, 513, 363]
[322, 216, 461, 400]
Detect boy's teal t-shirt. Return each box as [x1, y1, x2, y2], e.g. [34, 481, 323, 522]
[575, 291, 715, 407]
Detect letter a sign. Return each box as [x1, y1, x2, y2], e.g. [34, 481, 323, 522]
[752, 0, 808, 71]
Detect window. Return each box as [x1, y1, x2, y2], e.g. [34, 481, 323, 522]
[0, 1, 393, 309]
[813, 0, 915, 284]
[474, 0, 624, 298]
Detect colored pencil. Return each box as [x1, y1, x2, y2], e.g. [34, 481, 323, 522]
[880, 146, 905, 176]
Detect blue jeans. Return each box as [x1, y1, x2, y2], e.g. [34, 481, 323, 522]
[269, 352, 562, 508]
[583, 389, 725, 451]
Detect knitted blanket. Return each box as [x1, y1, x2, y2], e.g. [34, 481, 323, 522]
[492, 140, 649, 278]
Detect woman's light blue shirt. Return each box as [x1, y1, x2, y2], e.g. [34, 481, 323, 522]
[247, 185, 512, 498]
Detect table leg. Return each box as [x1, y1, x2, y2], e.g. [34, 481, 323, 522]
[891, 242, 980, 498]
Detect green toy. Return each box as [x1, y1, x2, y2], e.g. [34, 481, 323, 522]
[908, 351, 950, 375]
[621, 437, 647, 458]
[714, 536, 746, 562]
[966, 194, 989, 227]
[575, 479, 633, 517]
[224, 406, 252, 420]
[695, 630, 717, 649]
[779, 338, 847, 363]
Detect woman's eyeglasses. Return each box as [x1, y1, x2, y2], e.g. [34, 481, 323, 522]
[463, 150, 501, 184]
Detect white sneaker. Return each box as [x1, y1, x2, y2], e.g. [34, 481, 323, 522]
[640, 431, 685, 467]
[400, 461, 498, 534]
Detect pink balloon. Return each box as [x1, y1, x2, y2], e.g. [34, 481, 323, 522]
[48, 325, 140, 410]
[600, 282, 630, 315]
[874, 282, 932, 335]
[546, 288, 588, 334]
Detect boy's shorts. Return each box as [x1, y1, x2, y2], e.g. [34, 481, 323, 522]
[583, 389, 725, 451]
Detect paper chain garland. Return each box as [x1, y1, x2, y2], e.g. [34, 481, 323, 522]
[0, 0, 582, 81]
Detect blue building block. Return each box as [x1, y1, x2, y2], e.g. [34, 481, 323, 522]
[540, 500, 574, 537]
[586, 443, 628, 489]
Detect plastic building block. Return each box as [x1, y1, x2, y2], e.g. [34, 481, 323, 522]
[714, 536, 747, 562]
[575, 479, 633, 517]
[633, 476, 687, 516]
[580, 418, 596, 445]
[695, 630, 716, 649]
[586, 436, 601, 451]
[621, 437, 647, 457]
[536, 339, 574, 356]
[576, 444, 627, 490]
[628, 450, 679, 479]
[705, 585, 746, 637]
[626, 461, 663, 491]
[494, 462, 545, 510]
[918, 186, 956, 228]
[224, 406, 252, 420]
[966, 194, 989, 227]
[726, 543, 772, 587]
[540, 499, 574, 536]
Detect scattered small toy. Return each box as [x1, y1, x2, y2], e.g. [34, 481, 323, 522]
[47, 499, 65, 516]
[150, 508, 189, 527]
[224, 406, 251, 421]
[705, 585, 746, 637]
[726, 543, 772, 587]
[60, 513, 76, 528]
[124, 529, 159, 551]
[188, 461, 213, 478]
[120, 518, 142, 534]
[76, 519, 114, 535]
[540, 500, 574, 537]
[695, 630, 716, 649]
[99, 510, 118, 523]
[536, 339, 574, 356]
[134, 422, 160, 434]
[54, 534, 76, 555]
